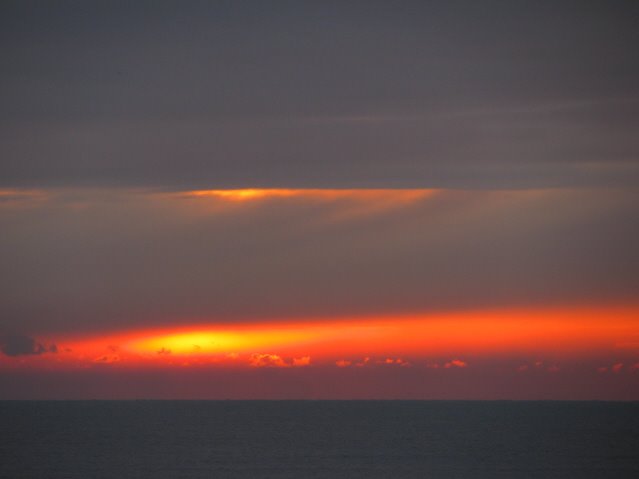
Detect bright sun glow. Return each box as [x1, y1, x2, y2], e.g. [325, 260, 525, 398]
[124, 327, 314, 356]
[184, 189, 299, 200]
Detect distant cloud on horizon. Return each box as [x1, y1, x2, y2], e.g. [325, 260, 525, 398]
[0, 335, 57, 357]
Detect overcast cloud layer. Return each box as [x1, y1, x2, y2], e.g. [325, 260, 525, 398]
[1, 1, 639, 189]
[1, 188, 637, 334]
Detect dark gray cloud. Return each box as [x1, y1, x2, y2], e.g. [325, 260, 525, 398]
[0, 188, 636, 334]
[0, 334, 57, 357]
[1, 1, 638, 189]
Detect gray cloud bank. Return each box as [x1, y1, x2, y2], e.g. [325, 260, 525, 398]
[0, 188, 637, 334]
[0, 335, 57, 356]
[1, 1, 638, 189]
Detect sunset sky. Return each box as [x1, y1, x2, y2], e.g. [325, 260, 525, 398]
[1, 1, 638, 399]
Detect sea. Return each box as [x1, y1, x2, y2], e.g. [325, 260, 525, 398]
[1, 401, 638, 478]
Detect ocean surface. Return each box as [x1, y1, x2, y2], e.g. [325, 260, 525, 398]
[1, 401, 638, 478]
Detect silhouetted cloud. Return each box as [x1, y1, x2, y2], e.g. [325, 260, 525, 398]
[0, 335, 57, 357]
[92, 354, 120, 364]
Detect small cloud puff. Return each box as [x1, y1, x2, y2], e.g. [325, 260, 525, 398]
[249, 353, 287, 368]
[444, 359, 467, 369]
[612, 362, 624, 373]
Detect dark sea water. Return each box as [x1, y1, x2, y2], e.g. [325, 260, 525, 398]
[1, 401, 638, 479]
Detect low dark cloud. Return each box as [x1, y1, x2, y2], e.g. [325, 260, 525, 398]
[0, 335, 57, 357]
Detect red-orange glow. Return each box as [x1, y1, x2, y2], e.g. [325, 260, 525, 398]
[2, 305, 638, 370]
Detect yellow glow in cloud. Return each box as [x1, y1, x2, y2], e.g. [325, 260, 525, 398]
[160, 188, 441, 222]
[171, 188, 437, 203]
[184, 189, 299, 201]
[122, 326, 316, 357]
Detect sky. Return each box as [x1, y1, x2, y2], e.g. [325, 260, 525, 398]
[1, 1, 638, 399]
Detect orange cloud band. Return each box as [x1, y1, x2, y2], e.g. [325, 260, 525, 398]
[2, 305, 637, 370]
